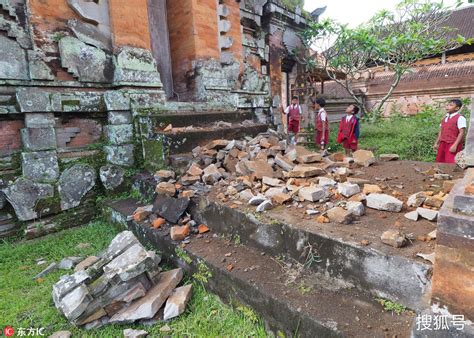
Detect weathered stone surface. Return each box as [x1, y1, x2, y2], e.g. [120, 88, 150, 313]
[381, 230, 407, 248]
[100, 165, 125, 191]
[59, 164, 96, 211]
[264, 187, 285, 198]
[404, 211, 419, 221]
[155, 182, 176, 197]
[297, 153, 323, 164]
[22, 151, 60, 183]
[110, 269, 183, 324]
[154, 170, 175, 181]
[353, 150, 376, 167]
[239, 189, 254, 201]
[103, 244, 159, 282]
[274, 154, 295, 171]
[0, 191, 6, 210]
[75, 256, 100, 272]
[271, 193, 291, 204]
[105, 124, 134, 145]
[423, 196, 444, 209]
[105, 145, 134, 167]
[299, 187, 326, 202]
[317, 177, 336, 187]
[346, 201, 365, 217]
[58, 284, 91, 321]
[181, 175, 200, 186]
[68, 18, 112, 52]
[327, 207, 354, 224]
[25, 113, 56, 128]
[379, 154, 399, 161]
[407, 192, 426, 208]
[289, 166, 325, 178]
[0, 35, 28, 80]
[262, 176, 283, 187]
[2, 178, 54, 221]
[21, 127, 57, 151]
[49, 331, 72, 338]
[113, 47, 162, 86]
[59, 37, 110, 83]
[108, 111, 132, 126]
[256, 200, 272, 212]
[163, 284, 192, 321]
[249, 195, 266, 206]
[58, 257, 84, 270]
[362, 184, 383, 195]
[245, 160, 274, 179]
[104, 91, 131, 112]
[16, 88, 52, 113]
[366, 194, 403, 212]
[202, 164, 222, 185]
[416, 207, 438, 221]
[28, 50, 55, 80]
[123, 329, 148, 338]
[103, 231, 141, 262]
[337, 182, 361, 198]
[153, 195, 190, 223]
[53, 270, 91, 308]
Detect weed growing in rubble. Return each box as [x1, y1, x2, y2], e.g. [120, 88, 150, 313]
[236, 304, 259, 323]
[376, 298, 407, 315]
[193, 260, 213, 285]
[175, 246, 192, 264]
[234, 234, 241, 246]
[298, 281, 313, 295]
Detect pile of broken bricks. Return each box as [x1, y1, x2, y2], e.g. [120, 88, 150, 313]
[52, 231, 192, 330]
[142, 130, 458, 251]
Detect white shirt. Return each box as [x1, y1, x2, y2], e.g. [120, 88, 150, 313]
[346, 115, 354, 122]
[285, 104, 302, 115]
[443, 112, 467, 129]
[318, 108, 327, 121]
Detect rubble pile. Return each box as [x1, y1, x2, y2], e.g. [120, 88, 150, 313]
[143, 130, 456, 251]
[52, 231, 191, 329]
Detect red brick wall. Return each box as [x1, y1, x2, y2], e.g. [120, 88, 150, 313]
[55, 119, 103, 149]
[0, 120, 23, 156]
[223, 0, 244, 70]
[109, 0, 151, 50]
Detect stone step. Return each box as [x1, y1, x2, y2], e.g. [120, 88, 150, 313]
[104, 198, 415, 338]
[132, 174, 432, 312]
[152, 110, 255, 128]
[158, 123, 268, 155]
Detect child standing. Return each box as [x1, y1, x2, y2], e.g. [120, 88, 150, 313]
[434, 99, 466, 164]
[337, 104, 360, 156]
[284, 96, 303, 145]
[314, 98, 329, 153]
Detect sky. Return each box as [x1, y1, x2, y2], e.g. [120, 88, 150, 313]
[303, 0, 465, 27]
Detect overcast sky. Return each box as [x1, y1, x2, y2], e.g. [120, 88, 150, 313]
[303, 0, 466, 27]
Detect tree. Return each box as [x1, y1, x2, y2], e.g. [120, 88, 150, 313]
[302, 0, 472, 118]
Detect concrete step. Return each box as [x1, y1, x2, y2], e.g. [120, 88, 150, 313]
[132, 173, 432, 312]
[152, 110, 255, 128]
[103, 198, 415, 338]
[158, 123, 268, 155]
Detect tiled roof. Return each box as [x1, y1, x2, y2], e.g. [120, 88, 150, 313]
[444, 6, 474, 40]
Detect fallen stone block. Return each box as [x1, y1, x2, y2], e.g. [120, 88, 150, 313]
[109, 268, 183, 324]
[58, 284, 92, 322]
[289, 166, 325, 178]
[318, 177, 337, 187]
[366, 194, 403, 212]
[381, 230, 407, 248]
[124, 329, 148, 338]
[353, 150, 376, 167]
[34, 262, 58, 280]
[327, 207, 354, 224]
[239, 189, 254, 201]
[297, 153, 323, 164]
[274, 154, 295, 171]
[416, 208, 438, 221]
[362, 184, 382, 195]
[52, 270, 91, 306]
[423, 196, 444, 209]
[205, 139, 229, 150]
[153, 195, 190, 223]
[202, 164, 223, 185]
[256, 200, 272, 212]
[298, 187, 326, 202]
[262, 176, 283, 187]
[407, 192, 426, 208]
[103, 231, 142, 262]
[170, 225, 190, 241]
[155, 182, 176, 197]
[329, 152, 345, 162]
[346, 201, 365, 217]
[246, 160, 274, 179]
[75, 256, 100, 272]
[181, 175, 200, 186]
[404, 211, 419, 221]
[337, 182, 361, 198]
[163, 284, 193, 321]
[264, 187, 285, 198]
[187, 163, 203, 177]
[271, 193, 291, 205]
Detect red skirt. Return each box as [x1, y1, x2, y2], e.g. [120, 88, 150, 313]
[436, 141, 463, 164]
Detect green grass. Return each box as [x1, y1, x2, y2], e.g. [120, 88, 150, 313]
[0, 221, 266, 337]
[308, 103, 471, 162]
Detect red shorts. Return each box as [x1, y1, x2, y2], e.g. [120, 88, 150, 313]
[288, 119, 300, 134]
[315, 130, 329, 145]
[436, 142, 463, 164]
[343, 139, 358, 151]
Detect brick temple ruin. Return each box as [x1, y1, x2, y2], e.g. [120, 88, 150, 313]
[0, 0, 473, 336]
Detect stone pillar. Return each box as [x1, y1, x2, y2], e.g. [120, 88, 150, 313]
[463, 97, 474, 167]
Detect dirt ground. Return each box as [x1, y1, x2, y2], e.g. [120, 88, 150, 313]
[210, 160, 465, 262]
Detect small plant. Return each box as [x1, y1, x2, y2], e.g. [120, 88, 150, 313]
[193, 260, 213, 285]
[236, 305, 259, 323]
[234, 234, 241, 246]
[298, 281, 313, 295]
[303, 244, 322, 269]
[175, 247, 192, 264]
[376, 298, 407, 315]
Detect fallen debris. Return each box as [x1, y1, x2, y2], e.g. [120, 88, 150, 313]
[163, 284, 193, 321]
[366, 194, 403, 212]
[123, 329, 148, 338]
[381, 230, 407, 248]
[416, 208, 438, 221]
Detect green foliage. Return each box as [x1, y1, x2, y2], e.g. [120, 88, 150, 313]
[376, 298, 407, 315]
[298, 281, 313, 295]
[193, 260, 213, 285]
[314, 102, 470, 162]
[0, 221, 265, 337]
[175, 246, 193, 264]
[236, 305, 259, 324]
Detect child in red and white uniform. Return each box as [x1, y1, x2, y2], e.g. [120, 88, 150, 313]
[284, 96, 303, 145]
[434, 99, 466, 164]
[314, 98, 329, 153]
[337, 104, 360, 156]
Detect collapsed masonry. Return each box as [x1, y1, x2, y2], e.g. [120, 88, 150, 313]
[53, 231, 191, 329]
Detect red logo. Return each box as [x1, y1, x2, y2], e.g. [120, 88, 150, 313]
[4, 326, 14, 337]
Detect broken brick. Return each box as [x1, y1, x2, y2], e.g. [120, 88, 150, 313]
[170, 225, 190, 241]
[152, 218, 166, 229]
[198, 224, 210, 234]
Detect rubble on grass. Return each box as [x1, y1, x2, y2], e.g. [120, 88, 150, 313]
[52, 231, 191, 329]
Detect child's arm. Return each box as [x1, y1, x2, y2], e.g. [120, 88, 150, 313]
[449, 128, 465, 153]
[433, 128, 442, 151]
